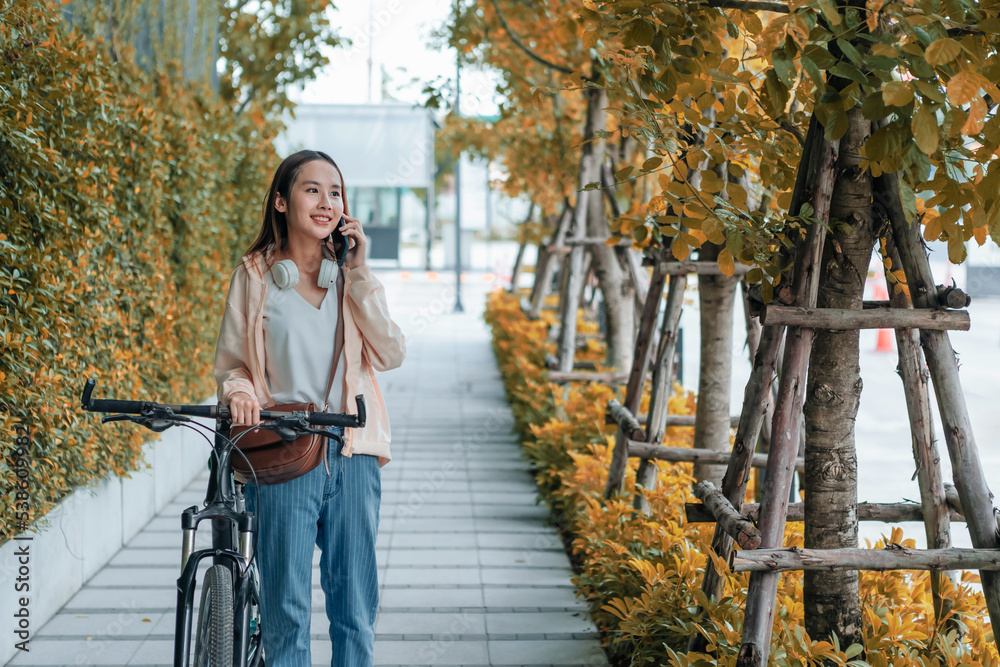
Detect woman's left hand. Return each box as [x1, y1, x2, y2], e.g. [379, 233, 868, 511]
[333, 216, 366, 269]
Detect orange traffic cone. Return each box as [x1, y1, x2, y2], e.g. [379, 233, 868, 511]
[873, 280, 894, 353]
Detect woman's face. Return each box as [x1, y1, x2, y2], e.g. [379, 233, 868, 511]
[275, 159, 345, 244]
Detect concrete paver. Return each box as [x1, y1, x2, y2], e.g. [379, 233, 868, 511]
[9, 271, 609, 666]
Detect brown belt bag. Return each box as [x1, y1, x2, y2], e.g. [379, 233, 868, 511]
[229, 402, 329, 484]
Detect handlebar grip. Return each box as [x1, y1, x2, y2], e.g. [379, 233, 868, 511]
[307, 413, 356, 427]
[355, 395, 366, 428]
[82, 378, 97, 408]
[305, 395, 366, 428]
[87, 398, 148, 414]
[83, 378, 148, 413]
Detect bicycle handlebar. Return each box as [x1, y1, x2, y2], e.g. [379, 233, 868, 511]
[81, 378, 367, 428]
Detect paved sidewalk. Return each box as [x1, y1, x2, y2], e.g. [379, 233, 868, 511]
[8, 271, 609, 666]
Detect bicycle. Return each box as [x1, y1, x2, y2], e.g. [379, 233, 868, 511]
[80, 378, 367, 667]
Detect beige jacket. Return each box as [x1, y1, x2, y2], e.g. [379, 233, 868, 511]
[213, 250, 405, 465]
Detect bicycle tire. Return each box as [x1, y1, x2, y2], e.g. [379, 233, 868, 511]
[194, 564, 234, 667]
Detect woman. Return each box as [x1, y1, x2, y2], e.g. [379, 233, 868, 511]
[213, 149, 405, 666]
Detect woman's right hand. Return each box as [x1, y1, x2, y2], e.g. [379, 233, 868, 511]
[229, 392, 261, 427]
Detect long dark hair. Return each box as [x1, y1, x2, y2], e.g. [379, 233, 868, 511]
[243, 150, 350, 269]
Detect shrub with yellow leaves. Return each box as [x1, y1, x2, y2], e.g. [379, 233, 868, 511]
[485, 289, 997, 666]
[0, 2, 287, 540]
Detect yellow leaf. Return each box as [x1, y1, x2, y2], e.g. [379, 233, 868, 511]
[700, 170, 724, 193]
[671, 235, 690, 261]
[743, 11, 763, 34]
[866, 0, 883, 32]
[726, 182, 748, 207]
[687, 229, 708, 245]
[911, 104, 938, 155]
[947, 70, 979, 105]
[667, 181, 688, 199]
[718, 249, 735, 277]
[924, 37, 962, 67]
[961, 95, 987, 135]
[922, 211, 942, 240]
[948, 236, 966, 263]
[683, 203, 707, 219]
[882, 81, 914, 107]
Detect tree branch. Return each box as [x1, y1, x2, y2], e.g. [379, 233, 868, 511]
[489, 0, 576, 75]
[700, 0, 790, 12]
[778, 118, 805, 146]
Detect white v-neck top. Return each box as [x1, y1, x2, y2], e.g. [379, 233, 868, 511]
[262, 268, 347, 410]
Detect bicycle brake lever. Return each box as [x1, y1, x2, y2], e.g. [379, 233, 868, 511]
[101, 414, 135, 424]
[300, 426, 335, 438]
[274, 426, 299, 441]
[145, 419, 176, 433]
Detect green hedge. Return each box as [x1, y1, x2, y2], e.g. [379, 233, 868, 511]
[0, 1, 283, 540]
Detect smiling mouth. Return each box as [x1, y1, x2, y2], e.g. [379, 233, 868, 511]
[311, 216, 332, 223]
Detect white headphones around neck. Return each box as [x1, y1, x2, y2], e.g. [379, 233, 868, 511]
[272, 259, 338, 290]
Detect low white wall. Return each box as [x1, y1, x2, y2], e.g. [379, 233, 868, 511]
[0, 401, 214, 664]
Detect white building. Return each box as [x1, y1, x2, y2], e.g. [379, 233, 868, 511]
[276, 102, 436, 263]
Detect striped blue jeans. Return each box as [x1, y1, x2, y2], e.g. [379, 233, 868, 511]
[245, 427, 381, 667]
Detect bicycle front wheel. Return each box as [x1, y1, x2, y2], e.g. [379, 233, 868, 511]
[194, 564, 234, 667]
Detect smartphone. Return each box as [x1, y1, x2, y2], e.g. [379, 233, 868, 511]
[331, 217, 351, 266]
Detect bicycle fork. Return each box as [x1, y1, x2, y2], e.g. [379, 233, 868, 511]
[174, 503, 257, 667]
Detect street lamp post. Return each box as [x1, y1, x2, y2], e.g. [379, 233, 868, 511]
[453, 7, 464, 313]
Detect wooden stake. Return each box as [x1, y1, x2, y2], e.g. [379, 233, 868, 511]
[548, 369, 629, 384]
[733, 546, 1000, 573]
[528, 204, 572, 319]
[622, 256, 670, 416]
[760, 305, 970, 330]
[626, 414, 740, 428]
[508, 203, 536, 293]
[690, 325, 785, 612]
[623, 247, 651, 310]
[662, 261, 751, 275]
[691, 118, 825, 651]
[632, 274, 687, 511]
[645, 274, 688, 444]
[685, 501, 966, 524]
[557, 237, 589, 374]
[560, 236, 635, 247]
[629, 442, 803, 471]
[738, 134, 839, 667]
[693, 481, 762, 549]
[882, 240, 957, 630]
[606, 399, 645, 441]
[879, 170, 1000, 645]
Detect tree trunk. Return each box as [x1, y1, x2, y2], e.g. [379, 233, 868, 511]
[692, 241, 738, 484]
[802, 106, 872, 652]
[557, 70, 608, 372]
[585, 88, 634, 371]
